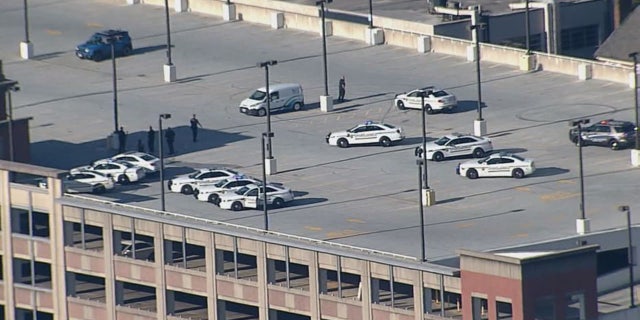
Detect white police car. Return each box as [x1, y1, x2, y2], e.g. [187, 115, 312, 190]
[394, 87, 457, 114]
[168, 168, 241, 195]
[326, 121, 404, 148]
[216, 183, 295, 211]
[456, 153, 536, 179]
[416, 133, 493, 161]
[193, 175, 261, 203]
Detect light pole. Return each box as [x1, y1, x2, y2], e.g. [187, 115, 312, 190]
[418, 91, 435, 206]
[6, 86, 20, 162]
[163, 0, 176, 82]
[258, 60, 278, 175]
[316, 0, 334, 112]
[20, 0, 33, 59]
[570, 119, 590, 234]
[470, 23, 487, 136]
[368, 0, 373, 28]
[262, 132, 273, 231]
[107, 36, 119, 133]
[618, 205, 635, 309]
[629, 52, 640, 167]
[525, 0, 530, 54]
[417, 159, 426, 262]
[159, 113, 171, 211]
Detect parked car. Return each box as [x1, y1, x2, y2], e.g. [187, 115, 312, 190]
[456, 153, 536, 179]
[239, 83, 304, 116]
[72, 160, 145, 184]
[42, 170, 116, 194]
[215, 183, 295, 211]
[568, 119, 636, 150]
[75, 29, 133, 61]
[168, 168, 242, 195]
[194, 176, 261, 203]
[394, 87, 457, 113]
[417, 133, 493, 161]
[326, 121, 404, 148]
[111, 151, 160, 174]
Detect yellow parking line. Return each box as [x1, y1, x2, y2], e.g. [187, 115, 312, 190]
[87, 22, 104, 28]
[346, 218, 365, 224]
[457, 222, 474, 228]
[515, 186, 531, 192]
[540, 191, 577, 201]
[304, 226, 322, 231]
[45, 29, 61, 35]
[558, 179, 575, 184]
[514, 233, 529, 238]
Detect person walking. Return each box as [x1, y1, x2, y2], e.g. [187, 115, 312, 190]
[147, 126, 155, 154]
[117, 126, 127, 153]
[190, 114, 203, 142]
[338, 76, 346, 102]
[165, 127, 176, 155]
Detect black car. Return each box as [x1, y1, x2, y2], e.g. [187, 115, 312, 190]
[568, 119, 636, 150]
[75, 29, 133, 61]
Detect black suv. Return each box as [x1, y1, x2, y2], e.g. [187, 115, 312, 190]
[568, 119, 636, 150]
[75, 30, 132, 61]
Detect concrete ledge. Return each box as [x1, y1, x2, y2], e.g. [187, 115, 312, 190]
[271, 12, 284, 29]
[578, 63, 592, 81]
[222, 3, 236, 21]
[417, 35, 431, 53]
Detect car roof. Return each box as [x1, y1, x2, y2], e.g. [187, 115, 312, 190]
[97, 29, 129, 36]
[595, 119, 634, 126]
[254, 83, 301, 93]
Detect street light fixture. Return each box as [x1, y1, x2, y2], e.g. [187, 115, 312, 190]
[470, 23, 487, 136]
[629, 52, 640, 166]
[106, 35, 120, 133]
[418, 91, 435, 206]
[417, 159, 426, 262]
[570, 118, 590, 234]
[159, 113, 172, 211]
[258, 60, 278, 174]
[163, 0, 176, 82]
[618, 205, 636, 309]
[20, 0, 33, 59]
[262, 132, 274, 231]
[6, 85, 20, 162]
[368, 0, 373, 29]
[316, 0, 334, 113]
[524, 0, 531, 54]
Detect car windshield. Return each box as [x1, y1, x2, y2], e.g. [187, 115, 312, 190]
[249, 90, 267, 101]
[432, 90, 449, 97]
[215, 179, 228, 187]
[235, 186, 250, 195]
[140, 154, 156, 161]
[434, 136, 451, 146]
[87, 34, 103, 43]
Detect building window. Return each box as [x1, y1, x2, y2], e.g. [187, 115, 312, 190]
[472, 296, 489, 320]
[560, 25, 598, 52]
[497, 300, 513, 319]
[15, 308, 53, 320]
[565, 292, 585, 320]
[13, 258, 52, 289]
[64, 220, 104, 251]
[11, 208, 50, 238]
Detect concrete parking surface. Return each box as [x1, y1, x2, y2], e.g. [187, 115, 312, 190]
[1, 0, 638, 262]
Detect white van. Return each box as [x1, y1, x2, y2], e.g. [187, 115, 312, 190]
[239, 83, 304, 116]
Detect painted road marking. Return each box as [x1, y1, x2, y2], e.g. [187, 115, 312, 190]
[515, 186, 531, 192]
[514, 233, 529, 238]
[45, 29, 61, 35]
[540, 191, 577, 201]
[87, 22, 104, 28]
[346, 218, 365, 224]
[304, 226, 322, 231]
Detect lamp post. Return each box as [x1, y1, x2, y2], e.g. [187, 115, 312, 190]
[525, 0, 530, 54]
[107, 36, 119, 133]
[258, 60, 278, 175]
[470, 23, 486, 136]
[20, 0, 33, 59]
[262, 132, 273, 231]
[368, 0, 373, 28]
[417, 159, 426, 262]
[629, 52, 640, 167]
[6, 86, 20, 162]
[418, 91, 435, 206]
[159, 113, 171, 211]
[163, 0, 176, 82]
[316, 0, 334, 112]
[570, 119, 590, 234]
[618, 205, 635, 309]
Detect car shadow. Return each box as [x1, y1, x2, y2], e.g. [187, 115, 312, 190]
[531, 167, 569, 177]
[403, 136, 437, 145]
[132, 44, 170, 56]
[453, 100, 487, 114]
[489, 147, 528, 154]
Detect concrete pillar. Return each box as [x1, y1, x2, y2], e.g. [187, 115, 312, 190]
[207, 233, 219, 320]
[371, 278, 380, 303]
[222, 3, 236, 21]
[126, 0, 140, 4]
[519, 54, 536, 71]
[474, 119, 487, 136]
[271, 12, 284, 29]
[630, 72, 637, 89]
[576, 218, 590, 235]
[318, 268, 328, 294]
[174, 0, 187, 12]
[417, 35, 431, 53]
[413, 271, 425, 319]
[266, 158, 277, 175]
[65, 272, 76, 296]
[164, 64, 176, 83]
[63, 221, 74, 247]
[103, 214, 117, 319]
[422, 188, 435, 207]
[166, 290, 176, 315]
[319, 20, 333, 37]
[360, 262, 372, 320]
[631, 149, 640, 167]
[365, 28, 384, 45]
[115, 281, 124, 305]
[466, 45, 478, 62]
[320, 95, 333, 112]
[307, 252, 321, 320]
[256, 242, 269, 320]
[0, 170, 16, 320]
[266, 259, 276, 284]
[217, 300, 226, 320]
[578, 64, 592, 81]
[19, 41, 33, 60]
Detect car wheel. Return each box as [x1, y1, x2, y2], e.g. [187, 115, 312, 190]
[123, 45, 132, 56]
[433, 152, 444, 162]
[93, 52, 103, 62]
[425, 105, 434, 114]
[380, 136, 392, 147]
[273, 197, 285, 208]
[608, 140, 619, 150]
[181, 185, 193, 195]
[337, 138, 349, 148]
[208, 194, 219, 203]
[94, 185, 106, 194]
[466, 169, 479, 179]
[117, 175, 130, 184]
[512, 168, 525, 179]
[257, 108, 267, 117]
[231, 201, 244, 211]
[293, 102, 302, 111]
[396, 101, 406, 110]
[473, 148, 485, 158]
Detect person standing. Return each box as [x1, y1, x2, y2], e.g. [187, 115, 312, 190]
[117, 126, 127, 153]
[190, 114, 203, 142]
[165, 127, 176, 155]
[338, 76, 346, 102]
[137, 139, 144, 152]
[147, 126, 155, 154]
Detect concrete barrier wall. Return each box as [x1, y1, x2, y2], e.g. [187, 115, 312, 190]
[130, 0, 633, 87]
